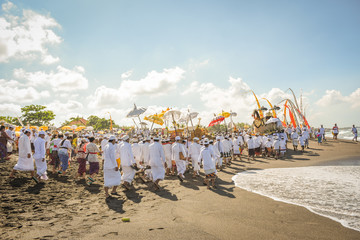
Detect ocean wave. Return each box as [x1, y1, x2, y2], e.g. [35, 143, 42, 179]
[232, 166, 360, 232]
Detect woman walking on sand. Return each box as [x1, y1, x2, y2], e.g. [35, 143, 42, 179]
[75, 138, 87, 179]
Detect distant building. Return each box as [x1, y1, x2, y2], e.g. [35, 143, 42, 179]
[67, 118, 87, 126]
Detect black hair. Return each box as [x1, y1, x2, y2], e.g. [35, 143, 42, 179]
[0, 126, 5, 131]
[89, 137, 95, 142]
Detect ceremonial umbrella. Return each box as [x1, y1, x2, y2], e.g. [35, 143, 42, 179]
[208, 116, 225, 127]
[144, 114, 164, 131]
[39, 126, 48, 131]
[185, 111, 199, 135]
[163, 110, 181, 135]
[126, 104, 147, 129]
[86, 126, 94, 131]
[61, 126, 72, 130]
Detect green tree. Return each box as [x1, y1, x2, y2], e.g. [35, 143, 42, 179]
[87, 115, 118, 130]
[0, 116, 21, 125]
[21, 104, 55, 126]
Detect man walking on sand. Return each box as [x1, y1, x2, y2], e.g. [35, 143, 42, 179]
[10, 129, 35, 179]
[33, 131, 47, 183]
[103, 136, 121, 198]
[352, 125, 358, 142]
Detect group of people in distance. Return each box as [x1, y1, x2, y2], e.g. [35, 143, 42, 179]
[1, 123, 358, 197]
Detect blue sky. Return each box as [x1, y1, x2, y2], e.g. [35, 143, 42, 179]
[0, 0, 359, 127]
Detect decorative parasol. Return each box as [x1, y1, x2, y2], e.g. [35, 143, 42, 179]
[86, 126, 94, 131]
[39, 126, 48, 131]
[144, 114, 164, 131]
[163, 110, 182, 135]
[208, 116, 225, 127]
[126, 103, 147, 130]
[61, 126, 72, 130]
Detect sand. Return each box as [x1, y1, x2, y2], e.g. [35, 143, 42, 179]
[1, 139, 360, 240]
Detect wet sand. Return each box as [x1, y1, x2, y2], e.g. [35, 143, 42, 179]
[1, 139, 360, 240]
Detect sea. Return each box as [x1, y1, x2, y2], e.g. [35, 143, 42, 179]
[325, 127, 357, 140]
[232, 159, 360, 232]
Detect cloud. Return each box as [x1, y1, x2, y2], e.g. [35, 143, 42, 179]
[316, 89, 360, 108]
[89, 67, 185, 108]
[41, 54, 60, 65]
[46, 100, 84, 125]
[0, 103, 21, 116]
[0, 3, 61, 63]
[121, 70, 133, 79]
[0, 79, 50, 103]
[13, 65, 89, 91]
[2, 1, 15, 12]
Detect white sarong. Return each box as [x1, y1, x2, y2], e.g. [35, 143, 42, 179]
[35, 158, 47, 178]
[14, 157, 34, 171]
[121, 166, 135, 183]
[104, 169, 121, 187]
[191, 155, 200, 171]
[176, 160, 186, 175]
[151, 166, 165, 181]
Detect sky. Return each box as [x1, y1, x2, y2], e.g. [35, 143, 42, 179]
[0, 0, 359, 128]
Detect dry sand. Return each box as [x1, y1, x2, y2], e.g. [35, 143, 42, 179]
[1, 139, 360, 240]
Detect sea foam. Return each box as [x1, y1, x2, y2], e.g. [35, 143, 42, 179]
[232, 166, 360, 231]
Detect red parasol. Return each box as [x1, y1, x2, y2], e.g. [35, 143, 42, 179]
[208, 116, 225, 127]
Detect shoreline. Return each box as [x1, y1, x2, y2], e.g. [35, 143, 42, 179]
[1, 139, 360, 239]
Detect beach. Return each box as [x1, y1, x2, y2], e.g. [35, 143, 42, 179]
[1, 139, 360, 240]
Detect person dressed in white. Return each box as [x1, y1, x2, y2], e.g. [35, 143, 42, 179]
[247, 135, 255, 161]
[119, 135, 137, 190]
[320, 125, 326, 141]
[298, 134, 305, 151]
[171, 136, 187, 181]
[140, 138, 151, 179]
[198, 139, 216, 189]
[302, 128, 310, 149]
[10, 129, 35, 179]
[272, 136, 281, 159]
[5, 125, 15, 156]
[352, 125, 358, 142]
[100, 136, 108, 165]
[213, 136, 224, 169]
[189, 137, 201, 177]
[149, 137, 166, 190]
[33, 131, 47, 183]
[291, 130, 299, 151]
[264, 138, 272, 157]
[162, 139, 172, 176]
[58, 135, 73, 175]
[132, 139, 142, 166]
[232, 136, 241, 160]
[103, 136, 121, 197]
[279, 136, 287, 158]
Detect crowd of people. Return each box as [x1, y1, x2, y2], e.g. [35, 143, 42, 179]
[0, 123, 357, 198]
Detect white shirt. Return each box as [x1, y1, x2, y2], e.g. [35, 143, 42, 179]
[171, 142, 187, 161]
[149, 142, 166, 167]
[189, 142, 201, 159]
[162, 143, 172, 159]
[247, 138, 255, 149]
[18, 135, 32, 158]
[198, 146, 216, 171]
[33, 137, 46, 159]
[132, 143, 142, 162]
[103, 143, 117, 169]
[141, 142, 150, 164]
[119, 141, 136, 167]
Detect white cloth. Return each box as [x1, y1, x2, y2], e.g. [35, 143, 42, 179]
[198, 146, 216, 171]
[33, 137, 46, 159]
[14, 135, 34, 171]
[151, 166, 165, 181]
[103, 143, 117, 170]
[172, 142, 187, 175]
[141, 142, 150, 164]
[121, 166, 135, 183]
[162, 143, 172, 168]
[104, 169, 121, 187]
[273, 140, 280, 150]
[35, 158, 47, 177]
[149, 142, 166, 167]
[189, 142, 201, 171]
[132, 143, 142, 165]
[247, 138, 255, 149]
[119, 142, 136, 167]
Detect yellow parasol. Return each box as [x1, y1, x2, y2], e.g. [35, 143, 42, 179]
[30, 126, 38, 130]
[75, 126, 86, 131]
[144, 114, 164, 126]
[220, 111, 231, 118]
[15, 126, 22, 131]
[158, 107, 170, 118]
[39, 126, 48, 131]
[61, 126, 72, 130]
